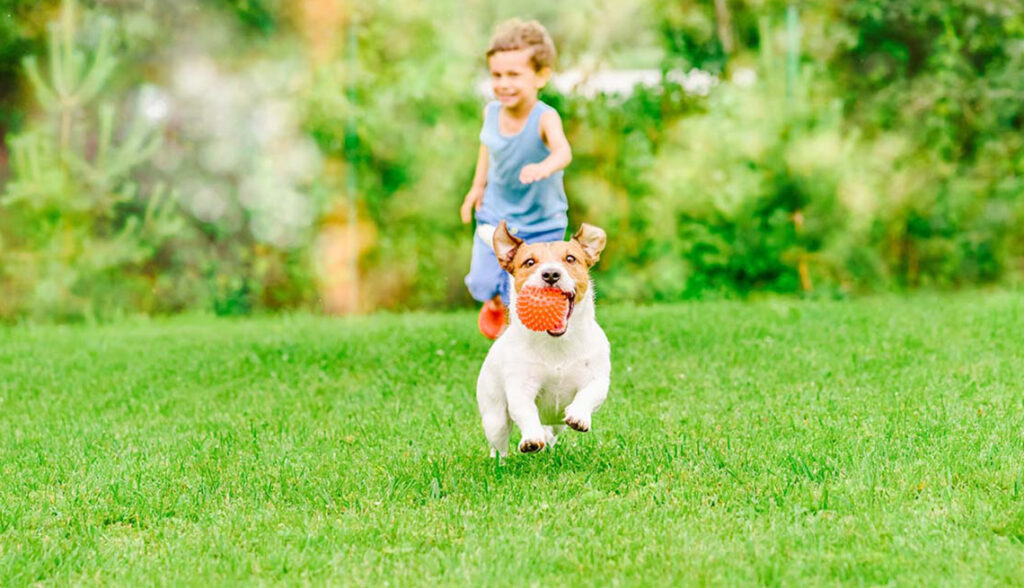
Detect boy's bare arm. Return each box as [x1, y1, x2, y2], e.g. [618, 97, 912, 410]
[519, 110, 572, 184]
[461, 143, 489, 224]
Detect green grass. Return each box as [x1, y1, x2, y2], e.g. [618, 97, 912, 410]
[2, 293, 1024, 585]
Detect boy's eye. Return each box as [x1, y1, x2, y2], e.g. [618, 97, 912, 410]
[523, 259, 535, 268]
[566, 255, 576, 264]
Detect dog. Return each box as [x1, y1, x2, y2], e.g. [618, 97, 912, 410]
[475, 220, 610, 456]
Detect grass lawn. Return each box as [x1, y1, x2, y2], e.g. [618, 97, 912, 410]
[2, 292, 1024, 585]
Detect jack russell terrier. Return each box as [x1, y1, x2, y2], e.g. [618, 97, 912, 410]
[475, 220, 610, 457]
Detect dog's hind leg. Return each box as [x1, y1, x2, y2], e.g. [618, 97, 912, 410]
[544, 425, 566, 447]
[481, 409, 510, 458]
[478, 369, 510, 457]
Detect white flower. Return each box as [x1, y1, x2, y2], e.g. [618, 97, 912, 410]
[732, 67, 757, 88]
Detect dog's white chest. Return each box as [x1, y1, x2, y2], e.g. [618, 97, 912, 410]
[488, 323, 609, 424]
[533, 357, 594, 423]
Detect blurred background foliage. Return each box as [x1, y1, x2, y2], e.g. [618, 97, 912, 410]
[0, 0, 1022, 321]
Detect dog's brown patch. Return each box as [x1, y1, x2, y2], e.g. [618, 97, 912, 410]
[564, 416, 590, 432]
[492, 221, 606, 301]
[510, 241, 590, 300]
[519, 439, 545, 453]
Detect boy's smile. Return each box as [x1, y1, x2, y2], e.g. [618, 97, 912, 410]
[488, 49, 550, 114]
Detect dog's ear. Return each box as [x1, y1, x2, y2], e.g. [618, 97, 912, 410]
[572, 223, 607, 267]
[493, 221, 524, 272]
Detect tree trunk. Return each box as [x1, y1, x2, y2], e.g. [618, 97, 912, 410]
[713, 0, 734, 55]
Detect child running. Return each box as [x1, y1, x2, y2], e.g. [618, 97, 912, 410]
[461, 18, 573, 339]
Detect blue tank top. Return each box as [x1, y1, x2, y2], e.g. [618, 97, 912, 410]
[476, 100, 568, 233]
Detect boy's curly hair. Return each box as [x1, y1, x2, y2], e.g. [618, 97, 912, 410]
[486, 19, 556, 71]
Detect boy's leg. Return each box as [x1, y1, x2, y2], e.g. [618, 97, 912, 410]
[465, 231, 507, 303]
[465, 231, 510, 338]
[520, 225, 569, 246]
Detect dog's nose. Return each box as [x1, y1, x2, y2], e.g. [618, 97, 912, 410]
[541, 270, 561, 285]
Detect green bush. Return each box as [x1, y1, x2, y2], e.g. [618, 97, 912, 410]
[1, 0, 1022, 321]
[0, 3, 182, 320]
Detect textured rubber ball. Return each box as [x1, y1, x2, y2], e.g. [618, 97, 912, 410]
[516, 287, 570, 332]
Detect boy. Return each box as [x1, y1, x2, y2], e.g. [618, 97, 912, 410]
[461, 19, 573, 339]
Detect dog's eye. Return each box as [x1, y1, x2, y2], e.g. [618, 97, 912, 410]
[523, 259, 535, 268]
[566, 255, 576, 264]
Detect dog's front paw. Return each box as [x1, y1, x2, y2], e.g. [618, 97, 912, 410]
[563, 411, 591, 433]
[518, 437, 546, 453]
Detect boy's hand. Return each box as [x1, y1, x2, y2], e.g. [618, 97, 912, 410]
[460, 187, 484, 224]
[519, 163, 551, 184]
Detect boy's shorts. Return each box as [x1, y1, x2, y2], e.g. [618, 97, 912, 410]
[465, 223, 568, 305]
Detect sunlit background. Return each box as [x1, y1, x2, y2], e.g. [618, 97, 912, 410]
[0, 0, 1021, 321]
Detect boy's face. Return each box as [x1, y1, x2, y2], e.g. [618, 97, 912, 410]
[488, 49, 550, 110]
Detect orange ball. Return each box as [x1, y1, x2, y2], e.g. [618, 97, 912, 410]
[516, 287, 570, 332]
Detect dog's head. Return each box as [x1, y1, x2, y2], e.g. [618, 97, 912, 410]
[493, 220, 607, 336]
